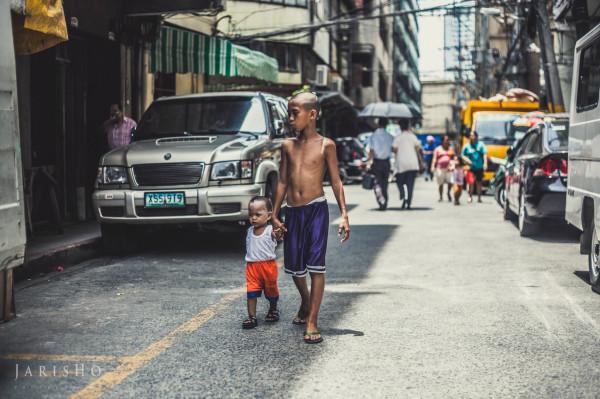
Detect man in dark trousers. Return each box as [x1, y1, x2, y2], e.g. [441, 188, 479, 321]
[367, 118, 394, 210]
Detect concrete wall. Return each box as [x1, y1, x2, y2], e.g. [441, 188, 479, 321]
[224, 1, 311, 45]
[417, 80, 456, 135]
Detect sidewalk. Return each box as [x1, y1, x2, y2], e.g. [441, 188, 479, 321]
[17, 221, 102, 281]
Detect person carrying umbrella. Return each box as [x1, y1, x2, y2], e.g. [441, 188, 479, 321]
[367, 117, 394, 210]
[392, 119, 423, 209]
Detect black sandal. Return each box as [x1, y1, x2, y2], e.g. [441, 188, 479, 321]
[265, 308, 280, 323]
[242, 316, 258, 329]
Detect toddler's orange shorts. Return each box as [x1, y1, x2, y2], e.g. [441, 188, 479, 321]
[246, 259, 279, 301]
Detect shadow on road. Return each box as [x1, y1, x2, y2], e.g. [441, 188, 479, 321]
[507, 220, 580, 244]
[574, 270, 590, 286]
[322, 327, 365, 337]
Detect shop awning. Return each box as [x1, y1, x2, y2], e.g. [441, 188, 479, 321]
[150, 26, 278, 83]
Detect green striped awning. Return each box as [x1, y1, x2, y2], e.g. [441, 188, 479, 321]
[150, 26, 278, 83]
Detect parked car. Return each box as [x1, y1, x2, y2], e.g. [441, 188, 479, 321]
[565, 23, 600, 289]
[503, 114, 570, 236]
[335, 137, 368, 183]
[491, 112, 547, 208]
[92, 92, 288, 252]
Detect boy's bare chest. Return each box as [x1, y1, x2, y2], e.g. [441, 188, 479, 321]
[288, 144, 325, 170]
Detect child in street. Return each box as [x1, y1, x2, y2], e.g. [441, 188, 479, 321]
[272, 90, 350, 344]
[242, 196, 280, 329]
[453, 158, 465, 205]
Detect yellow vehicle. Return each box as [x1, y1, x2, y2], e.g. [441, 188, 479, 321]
[461, 100, 540, 183]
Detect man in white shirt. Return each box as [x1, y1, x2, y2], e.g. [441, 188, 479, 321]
[392, 119, 423, 209]
[367, 118, 394, 209]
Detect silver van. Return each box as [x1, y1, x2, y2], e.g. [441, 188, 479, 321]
[565, 23, 600, 288]
[92, 92, 289, 251]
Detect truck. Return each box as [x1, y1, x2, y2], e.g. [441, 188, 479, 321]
[92, 92, 287, 253]
[565, 23, 600, 289]
[1, 1, 27, 321]
[460, 99, 540, 184]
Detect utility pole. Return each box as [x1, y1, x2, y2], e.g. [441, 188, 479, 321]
[535, 0, 565, 112]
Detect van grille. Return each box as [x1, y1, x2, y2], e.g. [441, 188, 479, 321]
[136, 205, 198, 217]
[211, 203, 241, 214]
[132, 163, 204, 186]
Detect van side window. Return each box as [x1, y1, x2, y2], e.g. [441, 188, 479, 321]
[577, 40, 600, 112]
[267, 101, 287, 136]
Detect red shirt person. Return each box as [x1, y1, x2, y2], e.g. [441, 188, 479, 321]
[103, 104, 136, 150]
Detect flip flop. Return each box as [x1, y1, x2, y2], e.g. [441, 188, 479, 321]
[303, 330, 323, 344]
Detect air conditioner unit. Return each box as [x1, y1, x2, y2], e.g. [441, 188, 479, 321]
[331, 76, 343, 93]
[315, 65, 329, 87]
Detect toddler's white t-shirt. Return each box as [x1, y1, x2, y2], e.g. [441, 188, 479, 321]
[245, 224, 277, 262]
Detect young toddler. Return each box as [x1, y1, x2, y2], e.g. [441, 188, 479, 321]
[453, 158, 465, 205]
[243, 196, 280, 329]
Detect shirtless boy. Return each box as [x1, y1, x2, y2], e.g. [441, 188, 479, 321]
[272, 91, 350, 344]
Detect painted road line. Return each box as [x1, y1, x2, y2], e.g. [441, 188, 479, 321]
[69, 289, 243, 399]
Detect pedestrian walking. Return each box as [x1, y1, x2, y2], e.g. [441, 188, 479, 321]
[422, 135, 436, 182]
[102, 103, 136, 150]
[242, 196, 280, 329]
[392, 120, 423, 209]
[431, 135, 455, 202]
[461, 131, 488, 203]
[272, 91, 350, 344]
[367, 117, 394, 210]
[452, 157, 465, 205]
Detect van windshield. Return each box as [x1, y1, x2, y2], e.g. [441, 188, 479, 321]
[473, 113, 521, 145]
[136, 97, 267, 139]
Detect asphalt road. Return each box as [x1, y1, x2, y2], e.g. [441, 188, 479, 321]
[1, 180, 598, 398]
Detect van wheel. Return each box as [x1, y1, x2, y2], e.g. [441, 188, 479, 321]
[503, 195, 516, 221]
[518, 191, 537, 237]
[101, 223, 127, 255]
[589, 223, 600, 287]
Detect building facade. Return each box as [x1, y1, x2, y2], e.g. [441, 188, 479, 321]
[417, 80, 460, 137]
[392, 0, 421, 116]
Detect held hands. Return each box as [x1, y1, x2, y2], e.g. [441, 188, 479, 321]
[338, 216, 350, 243]
[272, 218, 287, 241]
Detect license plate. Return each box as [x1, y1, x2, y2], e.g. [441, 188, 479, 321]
[144, 192, 185, 208]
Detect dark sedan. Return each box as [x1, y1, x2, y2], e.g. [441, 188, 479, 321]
[503, 116, 569, 236]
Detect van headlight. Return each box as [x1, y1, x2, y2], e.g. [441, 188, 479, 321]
[96, 166, 128, 184]
[210, 161, 253, 180]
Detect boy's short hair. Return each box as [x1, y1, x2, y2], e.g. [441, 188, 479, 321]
[249, 196, 273, 212]
[290, 90, 320, 114]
